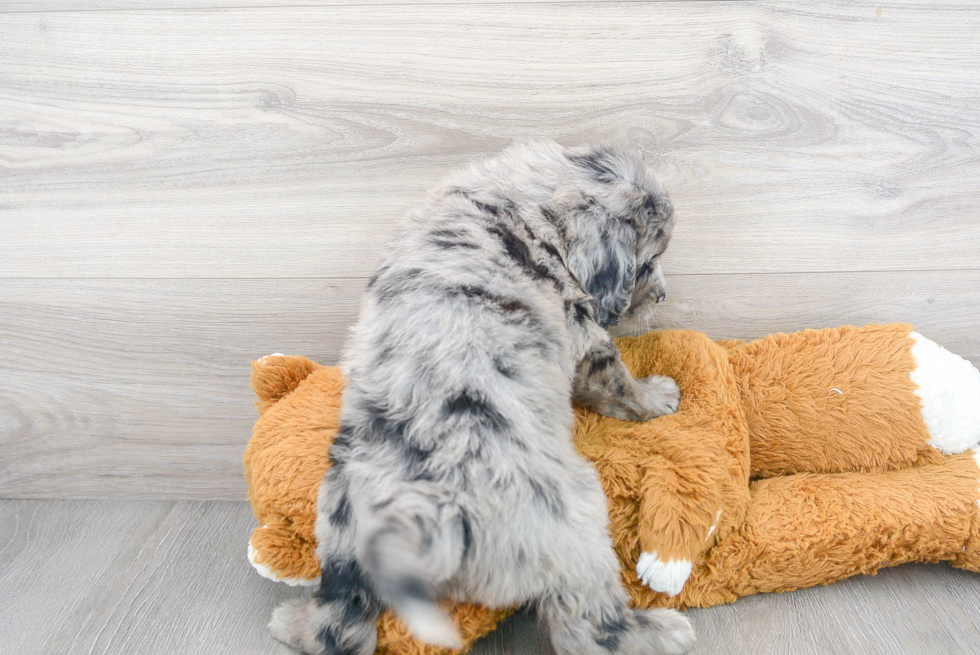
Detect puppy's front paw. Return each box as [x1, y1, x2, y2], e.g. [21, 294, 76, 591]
[638, 375, 681, 418]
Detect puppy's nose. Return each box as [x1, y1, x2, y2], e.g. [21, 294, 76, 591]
[656, 291, 666, 303]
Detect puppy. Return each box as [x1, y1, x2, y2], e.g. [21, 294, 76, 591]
[269, 142, 693, 655]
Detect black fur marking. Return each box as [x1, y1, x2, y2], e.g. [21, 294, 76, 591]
[442, 389, 511, 431]
[367, 264, 390, 290]
[460, 511, 473, 559]
[372, 267, 425, 303]
[492, 355, 517, 379]
[414, 515, 434, 550]
[587, 353, 617, 377]
[572, 299, 594, 324]
[373, 497, 395, 511]
[316, 560, 369, 604]
[430, 236, 479, 250]
[397, 577, 430, 601]
[636, 261, 652, 280]
[540, 240, 564, 263]
[486, 224, 563, 291]
[472, 199, 500, 216]
[571, 151, 619, 184]
[374, 346, 395, 365]
[539, 207, 568, 243]
[515, 338, 552, 354]
[362, 398, 411, 442]
[529, 478, 567, 519]
[540, 206, 567, 241]
[587, 257, 631, 327]
[400, 441, 434, 471]
[316, 560, 380, 632]
[328, 428, 352, 474]
[358, 398, 434, 470]
[451, 284, 532, 315]
[315, 625, 346, 655]
[595, 614, 630, 651]
[453, 188, 516, 219]
[329, 492, 352, 528]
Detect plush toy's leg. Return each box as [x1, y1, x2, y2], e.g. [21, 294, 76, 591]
[954, 448, 980, 574]
[673, 450, 980, 608]
[608, 330, 751, 600]
[724, 325, 980, 477]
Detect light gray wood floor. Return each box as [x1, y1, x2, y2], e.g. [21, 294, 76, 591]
[2, 500, 979, 655]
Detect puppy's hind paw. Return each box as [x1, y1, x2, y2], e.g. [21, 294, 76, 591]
[269, 597, 378, 655]
[638, 375, 681, 417]
[269, 599, 321, 654]
[634, 608, 695, 655]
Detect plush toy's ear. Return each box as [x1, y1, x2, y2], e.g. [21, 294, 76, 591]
[251, 354, 322, 415]
[557, 189, 637, 327]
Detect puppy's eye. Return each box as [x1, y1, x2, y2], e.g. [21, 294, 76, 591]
[636, 262, 652, 279]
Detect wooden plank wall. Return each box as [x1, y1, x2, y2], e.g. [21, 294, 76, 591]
[2, 1, 978, 499]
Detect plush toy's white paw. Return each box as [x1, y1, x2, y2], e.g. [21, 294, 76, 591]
[636, 552, 692, 597]
[909, 332, 980, 454]
[258, 352, 286, 362]
[247, 539, 318, 587]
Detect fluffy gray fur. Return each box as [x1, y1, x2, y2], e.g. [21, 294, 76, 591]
[269, 142, 693, 655]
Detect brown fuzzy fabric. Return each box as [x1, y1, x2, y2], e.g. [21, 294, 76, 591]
[244, 325, 980, 654]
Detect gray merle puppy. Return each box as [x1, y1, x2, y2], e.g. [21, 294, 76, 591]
[269, 142, 693, 655]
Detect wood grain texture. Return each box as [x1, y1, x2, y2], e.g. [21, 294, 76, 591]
[2, 499, 979, 655]
[0, 500, 305, 655]
[2, 1, 979, 277]
[1, 272, 977, 500]
[2, 0, 648, 11]
[0, 278, 364, 500]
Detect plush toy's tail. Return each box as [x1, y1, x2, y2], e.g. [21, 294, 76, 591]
[359, 488, 468, 649]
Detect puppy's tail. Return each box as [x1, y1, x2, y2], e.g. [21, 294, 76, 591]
[360, 488, 468, 649]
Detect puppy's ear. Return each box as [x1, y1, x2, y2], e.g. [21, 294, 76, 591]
[556, 189, 637, 327]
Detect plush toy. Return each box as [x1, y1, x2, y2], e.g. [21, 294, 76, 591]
[244, 324, 980, 654]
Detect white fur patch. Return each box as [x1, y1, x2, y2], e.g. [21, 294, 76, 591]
[247, 539, 318, 587]
[909, 332, 980, 454]
[636, 552, 692, 597]
[258, 352, 286, 362]
[396, 600, 462, 649]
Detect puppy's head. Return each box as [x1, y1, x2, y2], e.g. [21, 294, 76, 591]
[553, 144, 675, 335]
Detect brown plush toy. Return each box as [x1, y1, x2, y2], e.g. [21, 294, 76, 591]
[244, 325, 980, 654]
